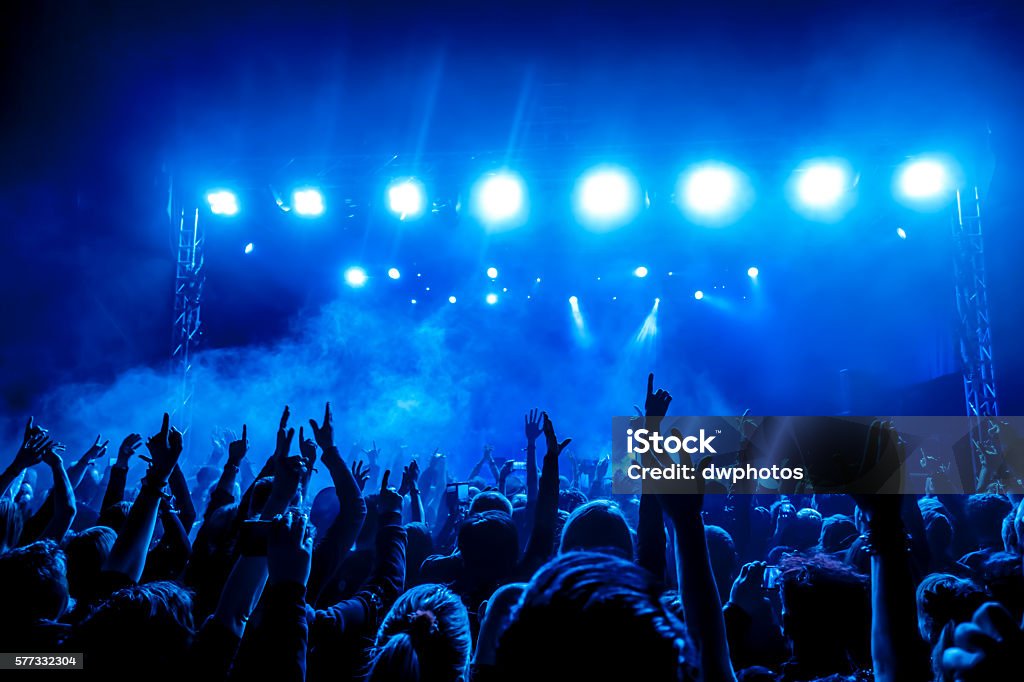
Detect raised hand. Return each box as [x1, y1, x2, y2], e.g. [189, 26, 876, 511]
[274, 406, 296, 462]
[143, 413, 184, 484]
[645, 373, 672, 418]
[941, 602, 1024, 681]
[398, 459, 420, 496]
[850, 420, 905, 521]
[267, 510, 315, 587]
[227, 425, 249, 467]
[308, 402, 335, 450]
[11, 418, 56, 471]
[116, 434, 143, 468]
[351, 460, 371, 491]
[542, 412, 572, 459]
[728, 561, 771, 615]
[298, 426, 317, 470]
[363, 441, 381, 463]
[80, 435, 110, 465]
[524, 408, 543, 443]
[378, 469, 403, 515]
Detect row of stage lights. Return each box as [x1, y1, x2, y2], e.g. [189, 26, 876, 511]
[334, 263, 759, 304]
[206, 155, 957, 230]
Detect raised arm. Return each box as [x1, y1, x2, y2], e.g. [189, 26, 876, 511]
[40, 448, 76, 542]
[524, 409, 542, 512]
[66, 435, 109, 491]
[168, 463, 197, 534]
[0, 418, 53, 497]
[521, 413, 571, 573]
[397, 459, 424, 523]
[101, 433, 142, 512]
[203, 426, 247, 522]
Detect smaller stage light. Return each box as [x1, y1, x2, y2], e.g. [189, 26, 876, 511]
[388, 268, 401, 280]
[896, 227, 907, 240]
[207, 190, 239, 216]
[747, 266, 759, 278]
[244, 242, 254, 254]
[569, 295, 579, 306]
[694, 290, 705, 300]
[472, 171, 527, 229]
[486, 293, 499, 305]
[344, 267, 368, 288]
[898, 159, 949, 200]
[387, 178, 426, 219]
[293, 188, 325, 216]
[487, 266, 499, 279]
[448, 295, 457, 304]
[411, 299, 417, 304]
[634, 266, 649, 278]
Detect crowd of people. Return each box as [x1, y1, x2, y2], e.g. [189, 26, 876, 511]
[1, 373, 1022, 681]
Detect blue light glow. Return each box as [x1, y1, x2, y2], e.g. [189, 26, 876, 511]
[486, 266, 498, 279]
[634, 266, 649, 278]
[388, 268, 401, 280]
[678, 163, 749, 225]
[387, 178, 426, 219]
[207, 190, 239, 216]
[574, 166, 641, 229]
[747, 266, 759, 278]
[472, 171, 526, 229]
[244, 242, 254, 254]
[344, 267, 368, 287]
[694, 290, 705, 300]
[293, 188, 325, 216]
[486, 293, 499, 305]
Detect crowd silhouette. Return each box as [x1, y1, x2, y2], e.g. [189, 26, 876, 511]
[1, 374, 1022, 681]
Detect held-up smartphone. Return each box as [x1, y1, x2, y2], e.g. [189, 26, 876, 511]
[762, 565, 782, 590]
[446, 482, 471, 504]
[238, 519, 275, 556]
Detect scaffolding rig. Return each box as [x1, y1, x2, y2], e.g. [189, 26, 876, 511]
[952, 185, 1000, 478]
[170, 199, 205, 452]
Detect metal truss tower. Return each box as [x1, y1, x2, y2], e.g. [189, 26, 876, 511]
[170, 197, 205, 451]
[952, 185, 999, 467]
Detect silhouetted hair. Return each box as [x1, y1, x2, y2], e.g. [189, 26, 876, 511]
[369, 583, 471, 682]
[559, 500, 633, 559]
[469, 490, 513, 517]
[0, 497, 24, 552]
[63, 526, 116, 603]
[457, 511, 520, 585]
[0, 540, 68, 623]
[916, 573, 987, 644]
[97, 500, 133, 534]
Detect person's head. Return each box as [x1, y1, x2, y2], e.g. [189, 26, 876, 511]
[1004, 501, 1024, 555]
[0, 497, 24, 552]
[818, 514, 858, 555]
[405, 522, 434, 588]
[0, 540, 68, 625]
[916, 573, 987, 645]
[496, 551, 697, 681]
[72, 581, 194, 679]
[779, 554, 870, 674]
[97, 500, 133, 534]
[557, 488, 588, 514]
[468, 491, 513, 517]
[63, 526, 117, 604]
[559, 500, 633, 559]
[964, 494, 1013, 551]
[310, 486, 340, 532]
[812, 494, 855, 519]
[788, 508, 823, 550]
[195, 465, 218, 490]
[456, 511, 519, 588]
[369, 583, 471, 682]
[977, 551, 1024, 622]
[705, 525, 738, 603]
[922, 509, 954, 558]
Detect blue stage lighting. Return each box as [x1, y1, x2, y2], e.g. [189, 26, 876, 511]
[344, 267, 367, 288]
[896, 227, 907, 240]
[244, 242, 254, 254]
[448, 295, 457, 304]
[794, 161, 851, 209]
[486, 266, 498, 279]
[293, 188, 325, 216]
[694, 290, 705, 300]
[678, 163, 748, 224]
[207, 190, 239, 216]
[472, 171, 526, 229]
[898, 159, 949, 200]
[747, 266, 759, 278]
[485, 293, 499, 305]
[633, 266, 649, 278]
[569, 295, 579, 306]
[388, 267, 401, 280]
[387, 178, 426, 219]
[574, 166, 641, 229]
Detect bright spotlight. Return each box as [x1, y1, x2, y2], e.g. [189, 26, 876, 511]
[694, 290, 704, 300]
[898, 159, 950, 200]
[486, 266, 498, 279]
[678, 163, 748, 225]
[896, 227, 907, 240]
[293, 188, 325, 216]
[633, 266, 649, 278]
[448, 296, 457, 304]
[387, 267, 401, 280]
[747, 266, 759, 278]
[568, 295, 579, 307]
[472, 171, 527, 229]
[207, 190, 239, 216]
[795, 161, 851, 209]
[485, 293, 499, 305]
[387, 178, 426, 219]
[244, 242, 254, 254]
[344, 267, 368, 288]
[574, 165, 641, 229]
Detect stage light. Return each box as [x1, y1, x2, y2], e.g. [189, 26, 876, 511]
[747, 266, 759, 278]
[633, 266, 649, 278]
[694, 290, 704, 300]
[344, 267, 368, 288]
[486, 293, 499, 305]
[388, 268, 401, 280]
[574, 165, 641, 229]
[207, 190, 239, 216]
[411, 299, 418, 304]
[486, 266, 498, 279]
[293, 188, 325, 216]
[896, 227, 907, 240]
[472, 171, 527, 230]
[898, 159, 949, 200]
[794, 160, 851, 209]
[244, 242, 254, 254]
[569, 295, 579, 306]
[678, 163, 750, 225]
[387, 178, 426, 219]
[448, 295, 457, 304]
